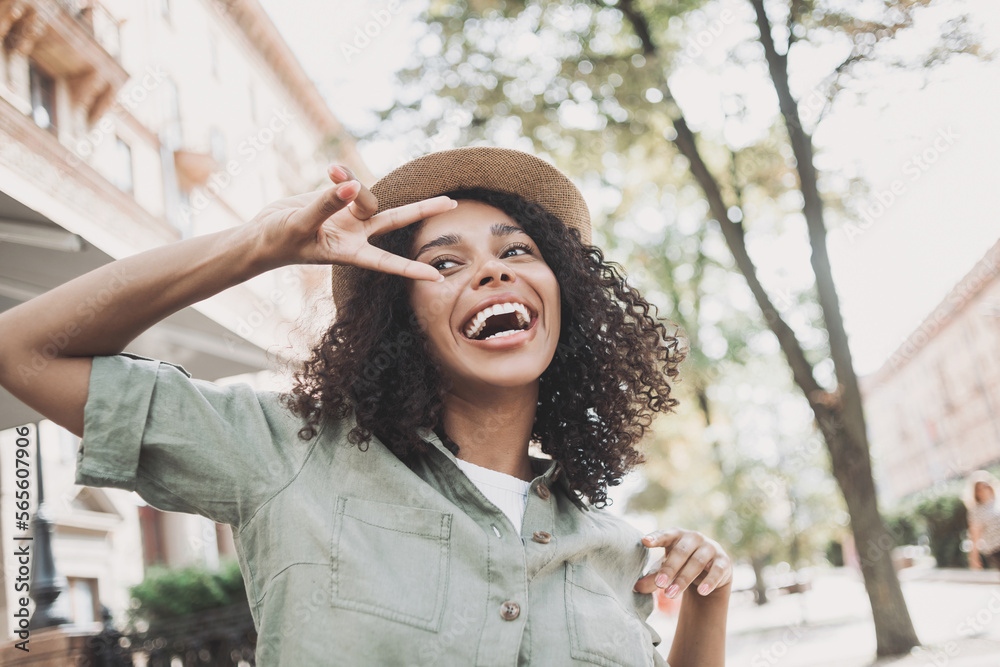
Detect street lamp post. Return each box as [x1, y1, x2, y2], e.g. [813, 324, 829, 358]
[29, 422, 69, 628]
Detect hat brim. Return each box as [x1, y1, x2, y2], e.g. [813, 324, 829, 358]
[330, 146, 591, 309]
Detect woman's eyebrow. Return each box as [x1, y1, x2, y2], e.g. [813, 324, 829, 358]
[411, 223, 527, 260]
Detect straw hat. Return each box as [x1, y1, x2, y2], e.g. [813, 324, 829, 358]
[330, 146, 592, 311]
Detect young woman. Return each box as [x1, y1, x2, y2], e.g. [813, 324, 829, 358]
[0, 147, 731, 666]
[965, 470, 1000, 572]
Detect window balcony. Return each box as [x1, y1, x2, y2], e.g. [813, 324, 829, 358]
[1, 0, 129, 125]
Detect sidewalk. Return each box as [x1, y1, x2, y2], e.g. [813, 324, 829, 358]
[898, 564, 1000, 586]
[648, 567, 1000, 666]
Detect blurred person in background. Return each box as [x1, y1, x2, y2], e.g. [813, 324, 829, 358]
[965, 469, 1000, 570]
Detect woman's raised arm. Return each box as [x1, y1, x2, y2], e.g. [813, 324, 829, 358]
[0, 168, 456, 438]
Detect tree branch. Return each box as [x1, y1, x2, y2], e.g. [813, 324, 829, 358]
[603, 0, 827, 408]
[750, 0, 867, 448]
[615, 0, 657, 55]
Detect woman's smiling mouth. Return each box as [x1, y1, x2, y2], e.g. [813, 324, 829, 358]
[460, 310, 539, 349]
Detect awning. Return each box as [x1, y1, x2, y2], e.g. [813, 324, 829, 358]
[0, 189, 273, 432]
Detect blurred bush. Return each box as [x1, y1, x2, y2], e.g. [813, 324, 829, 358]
[881, 489, 968, 568]
[914, 494, 968, 568]
[825, 539, 844, 567]
[128, 560, 247, 628]
[884, 510, 921, 548]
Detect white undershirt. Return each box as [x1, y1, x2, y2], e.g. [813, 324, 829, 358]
[454, 458, 531, 535]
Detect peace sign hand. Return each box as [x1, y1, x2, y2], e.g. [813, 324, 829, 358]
[634, 528, 733, 599]
[251, 164, 455, 281]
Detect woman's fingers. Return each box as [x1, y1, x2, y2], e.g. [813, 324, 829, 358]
[352, 243, 443, 283]
[328, 164, 378, 219]
[364, 195, 457, 237]
[694, 557, 734, 596]
[294, 183, 358, 234]
[641, 528, 683, 550]
[665, 543, 719, 597]
[633, 530, 703, 595]
[634, 530, 732, 598]
[256, 167, 457, 274]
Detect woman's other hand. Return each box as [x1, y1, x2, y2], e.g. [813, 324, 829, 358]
[634, 528, 733, 599]
[252, 164, 456, 281]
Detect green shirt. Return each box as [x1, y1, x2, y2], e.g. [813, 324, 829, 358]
[76, 353, 669, 666]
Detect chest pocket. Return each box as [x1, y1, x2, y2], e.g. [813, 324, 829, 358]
[565, 560, 655, 667]
[331, 497, 452, 632]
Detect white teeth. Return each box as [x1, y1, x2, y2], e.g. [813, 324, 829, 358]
[483, 329, 521, 340]
[463, 301, 533, 339]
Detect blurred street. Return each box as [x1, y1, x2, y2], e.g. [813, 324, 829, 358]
[650, 566, 1000, 666]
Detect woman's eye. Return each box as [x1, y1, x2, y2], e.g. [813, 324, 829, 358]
[430, 244, 532, 272]
[503, 243, 533, 258]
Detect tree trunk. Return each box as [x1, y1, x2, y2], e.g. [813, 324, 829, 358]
[749, 0, 919, 654]
[751, 555, 769, 606]
[608, 0, 921, 656]
[814, 410, 919, 655]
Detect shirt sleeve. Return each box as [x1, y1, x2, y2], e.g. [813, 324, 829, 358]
[75, 352, 317, 527]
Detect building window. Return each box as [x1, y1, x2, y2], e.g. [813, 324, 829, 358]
[209, 127, 226, 165]
[111, 137, 133, 194]
[138, 505, 167, 566]
[66, 577, 99, 625]
[29, 62, 57, 135]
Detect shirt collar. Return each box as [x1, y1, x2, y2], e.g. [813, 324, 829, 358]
[415, 426, 589, 512]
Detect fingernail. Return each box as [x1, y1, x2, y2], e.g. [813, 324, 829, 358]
[329, 165, 348, 180]
[698, 584, 710, 596]
[655, 574, 669, 588]
[665, 584, 679, 598]
[336, 181, 358, 198]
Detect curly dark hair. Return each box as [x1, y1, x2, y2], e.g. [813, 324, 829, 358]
[281, 187, 685, 507]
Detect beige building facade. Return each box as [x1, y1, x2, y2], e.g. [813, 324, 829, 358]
[861, 239, 1000, 504]
[0, 0, 369, 640]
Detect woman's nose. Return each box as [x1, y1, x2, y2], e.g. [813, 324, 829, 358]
[474, 257, 514, 287]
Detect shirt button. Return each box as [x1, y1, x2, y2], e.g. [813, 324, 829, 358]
[532, 531, 552, 544]
[536, 482, 551, 500]
[500, 601, 520, 621]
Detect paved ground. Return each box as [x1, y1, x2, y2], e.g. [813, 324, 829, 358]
[647, 566, 1000, 666]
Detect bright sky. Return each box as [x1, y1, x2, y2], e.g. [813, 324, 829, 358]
[259, 0, 1000, 377]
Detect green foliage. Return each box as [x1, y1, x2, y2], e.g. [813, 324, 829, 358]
[128, 560, 247, 628]
[886, 485, 971, 568]
[825, 539, 844, 567]
[625, 477, 672, 515]
[914, 494, 968, 569]
[883, 510, 921, 548]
